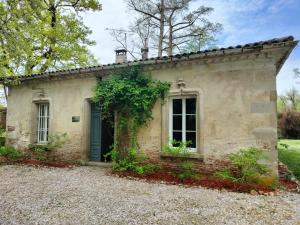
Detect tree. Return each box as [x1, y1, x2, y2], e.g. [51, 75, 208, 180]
[294, 68, 300, 84]
[277, 88, 300, 112]
[286, 88, 299, 111]
[183, 32, 217, 52]
[0, 0, 102, 79]
[121, 0, 221, 58]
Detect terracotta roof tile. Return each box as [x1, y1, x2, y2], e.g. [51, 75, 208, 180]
[0, 36, 296, 82]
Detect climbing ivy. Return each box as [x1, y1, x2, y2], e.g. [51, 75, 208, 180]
[93, 65, 170, 158]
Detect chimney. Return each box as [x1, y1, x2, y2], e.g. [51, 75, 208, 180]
[141, 48, 149, 60]
[115, 49, 127, 63]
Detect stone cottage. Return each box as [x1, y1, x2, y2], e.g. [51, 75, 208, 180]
[2, 36, 298, 173]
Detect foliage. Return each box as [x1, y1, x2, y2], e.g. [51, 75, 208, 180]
[0, 0, 101, 80]
[162, 140, 192, 157]
[176, 161, 198, 180]
[108, 148, 159, 175]
[0, 146, 24, 161]
[278, 139, 300, 181]
[278, 112, 300, 139]
[277, 88, 300, 113]
[93, 65, 170, 157]
[215, 148, 270, 184]
[28, 133, 68, 161]
[0, 128, 5, 146]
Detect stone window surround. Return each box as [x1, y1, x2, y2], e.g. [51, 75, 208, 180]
[161, 87, 204, 159]
[31, 98, 52, 145]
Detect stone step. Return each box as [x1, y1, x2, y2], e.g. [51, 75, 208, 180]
[86, 161, 112, 168]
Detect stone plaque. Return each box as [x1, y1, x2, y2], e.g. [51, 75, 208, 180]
[72, 116, 80, 122]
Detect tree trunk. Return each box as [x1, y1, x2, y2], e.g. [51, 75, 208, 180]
[115, 112, 131, 160]
[3, 85, 7, 102]
[167, 19, 173, 56]
[158, 0, 164, 57]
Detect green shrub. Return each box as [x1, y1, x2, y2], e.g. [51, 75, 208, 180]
[176, 161, 198, 180]
[162, 140, 192, 157]
[278, 141, 300, 181]
[0, 128, 6, 147]
[0, 146, 24, 161]
[278, 112, 300, 139]
[215, 147, 270, 183]
[108, 148, 159, 175]
[28, 133, 68, 161]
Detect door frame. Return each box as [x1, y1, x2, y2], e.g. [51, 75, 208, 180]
[89, 101, 102, 161]
[83, 99, 116, 162]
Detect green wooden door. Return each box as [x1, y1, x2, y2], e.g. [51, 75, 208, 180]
[90, 102, 102, 161]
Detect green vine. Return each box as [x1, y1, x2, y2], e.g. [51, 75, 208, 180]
[93, 65, 170, 159]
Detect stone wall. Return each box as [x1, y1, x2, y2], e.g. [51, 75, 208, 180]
[6, 76, 96, 161]
[5, 45, 291, 173]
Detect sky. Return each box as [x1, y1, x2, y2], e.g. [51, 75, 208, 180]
[81, 0, 300, 95]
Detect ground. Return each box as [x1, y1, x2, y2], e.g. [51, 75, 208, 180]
[0, 165, 299, 225]
[278, 139, 300, 180]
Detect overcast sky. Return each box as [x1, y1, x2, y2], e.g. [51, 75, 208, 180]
[81, 0, 300, 95]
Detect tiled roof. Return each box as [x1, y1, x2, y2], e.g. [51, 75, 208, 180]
[1, 36, 297, 82]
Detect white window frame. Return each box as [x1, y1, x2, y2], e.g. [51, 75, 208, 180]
[37, 103, 49, 144]
[169, 96, 197, 152]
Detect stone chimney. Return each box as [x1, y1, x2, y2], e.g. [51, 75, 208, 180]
[141, 48, 149, 60]
[115, 49, 127, 63]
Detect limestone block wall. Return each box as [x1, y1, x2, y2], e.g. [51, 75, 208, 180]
[5, 49, 282, 171]
[6, 76, 97, 161]
[137, 56, 278, 172]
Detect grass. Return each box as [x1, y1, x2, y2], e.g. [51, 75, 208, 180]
[278, 139, 300, 181]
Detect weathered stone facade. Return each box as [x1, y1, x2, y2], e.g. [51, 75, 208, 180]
[4, 37, 298, 174]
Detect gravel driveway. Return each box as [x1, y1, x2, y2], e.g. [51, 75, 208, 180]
[0, 165, 299, 225]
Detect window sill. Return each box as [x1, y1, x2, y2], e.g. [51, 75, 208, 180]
[159, 152, 204, 160]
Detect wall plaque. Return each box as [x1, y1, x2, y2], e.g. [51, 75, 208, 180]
[72, 116, 80, 122]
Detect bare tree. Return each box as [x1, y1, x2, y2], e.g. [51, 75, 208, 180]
[125, 0, 221, 57]
[294, 68, 300, 84]
[127, 0, 165, 57]
[107, 17, 154, 60]
[163, 2, 221, 56]
[286, 88, 300, 111]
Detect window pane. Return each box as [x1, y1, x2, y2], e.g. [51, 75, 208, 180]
[173, 115, 182, 130]
[186, 115, 196, 131]
[173, 99, 182, 114]
[186, 98, 196, 114]
[37, 103, 49, 143]
[186, 132, 196, 148]
[173, 132, 182, 146]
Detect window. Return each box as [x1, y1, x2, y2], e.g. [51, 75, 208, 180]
[169, 96, 197, 150]
[37, 103, 49, 143]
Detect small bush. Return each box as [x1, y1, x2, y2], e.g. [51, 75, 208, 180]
[28, 133, 68, 161]
[278, 142, 300, 181]
[176, 161, 199, 180]
[0, 146, 24, 161]
[162, 140, 192, 157]
[278, 112, 300, 139]
[108, 148, 159, 175]
[215, 147, 270, 184]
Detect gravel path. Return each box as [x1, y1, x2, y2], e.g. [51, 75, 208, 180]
[0, 165, 299, 225]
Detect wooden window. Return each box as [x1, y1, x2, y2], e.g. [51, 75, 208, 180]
[169, 96, 197, 151]
[37, 103, 49, 144]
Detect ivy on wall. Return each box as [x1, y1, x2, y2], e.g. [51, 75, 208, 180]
[93, 65, 170, 158]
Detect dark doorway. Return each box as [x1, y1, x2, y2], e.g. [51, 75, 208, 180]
[90, 102, 114, 162]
